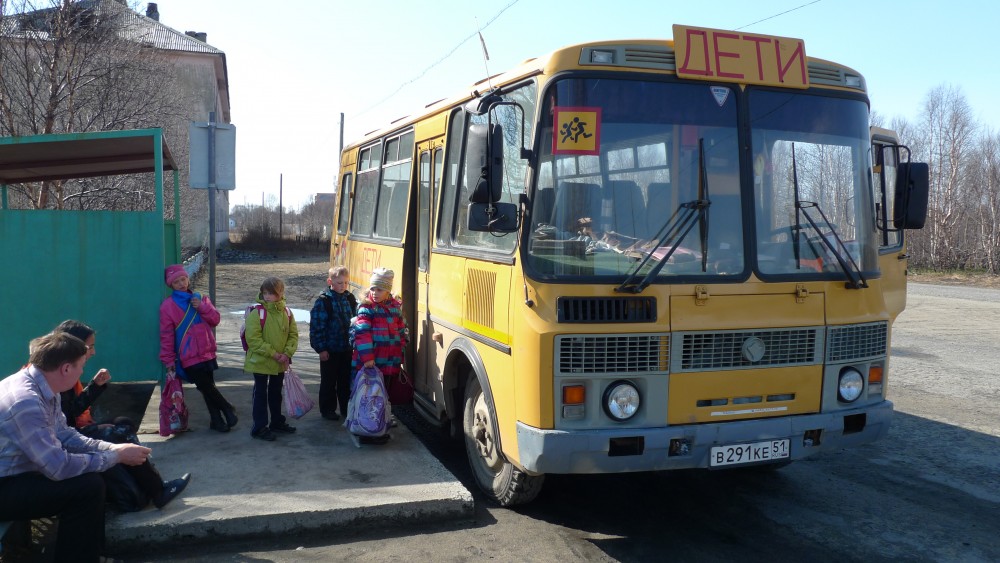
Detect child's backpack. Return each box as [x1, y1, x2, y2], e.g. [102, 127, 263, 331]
[240, 304, 292, 352]
[345, 366, 390, 440]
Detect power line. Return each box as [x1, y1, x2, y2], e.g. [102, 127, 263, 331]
[734, 0, 822, 31]
[354, 0, 521, 119]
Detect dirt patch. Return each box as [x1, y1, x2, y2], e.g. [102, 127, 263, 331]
[907, 270, 1000, 289]
[195, 252, 332, 311]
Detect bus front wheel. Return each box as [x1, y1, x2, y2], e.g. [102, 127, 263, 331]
[463, 375, 544, 506]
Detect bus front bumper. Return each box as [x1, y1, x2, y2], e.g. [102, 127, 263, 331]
[515, 401, 892, 474]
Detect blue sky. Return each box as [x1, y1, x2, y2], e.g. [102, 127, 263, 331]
[154, 0, 998, 209]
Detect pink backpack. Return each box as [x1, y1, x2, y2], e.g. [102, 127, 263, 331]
[240, 304, 292, 352]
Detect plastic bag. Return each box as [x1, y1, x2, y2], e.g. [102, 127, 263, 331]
[345, 366, 390, 437]
[283, 367, 314, 419]
[158, 372, 189, 436]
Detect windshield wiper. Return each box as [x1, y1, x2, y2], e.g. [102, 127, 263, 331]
[789, 143, 868, 289]
[616, 139, 711, 294]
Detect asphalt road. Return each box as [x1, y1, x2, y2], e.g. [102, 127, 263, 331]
[125, 282, 1000, 562]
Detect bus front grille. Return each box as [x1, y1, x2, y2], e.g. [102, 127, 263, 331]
[557, 297, 656, 323]
[826, 321, 887, 363]
[674, 328, 823, 371]
[556, 333, 669, 375]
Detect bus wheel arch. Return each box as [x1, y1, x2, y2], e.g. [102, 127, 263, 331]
[446, 339, 544, 506]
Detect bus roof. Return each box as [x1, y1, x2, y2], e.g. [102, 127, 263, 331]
[345, 29, 866, 151]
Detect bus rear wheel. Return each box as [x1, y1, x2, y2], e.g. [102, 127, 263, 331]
[463, 375, 544, 506]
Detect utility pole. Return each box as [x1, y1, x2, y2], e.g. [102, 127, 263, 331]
[339, 112, 345, 156]
[207, 111, 217, 305]
[279, 173, 283, 240]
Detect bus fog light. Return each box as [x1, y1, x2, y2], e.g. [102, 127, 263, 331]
[603, 381, 640, 421]
[563, 404, 585, 419]
[838, 368, 864, 402]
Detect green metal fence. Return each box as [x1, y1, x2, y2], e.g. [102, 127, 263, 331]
[0, 129, 180, 381]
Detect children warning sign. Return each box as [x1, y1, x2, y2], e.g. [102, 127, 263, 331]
[553, 107, 601, 155]
[673, 24, 809, 89]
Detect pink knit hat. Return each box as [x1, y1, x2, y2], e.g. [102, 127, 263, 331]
[164, 264, 187, 286]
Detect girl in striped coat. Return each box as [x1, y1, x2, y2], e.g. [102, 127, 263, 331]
[351, 268, 408, 387]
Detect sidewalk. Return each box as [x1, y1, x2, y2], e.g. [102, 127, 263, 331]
[105, 311, 473, 552]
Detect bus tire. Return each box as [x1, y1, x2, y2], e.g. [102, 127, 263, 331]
[463, 375, 544, 506]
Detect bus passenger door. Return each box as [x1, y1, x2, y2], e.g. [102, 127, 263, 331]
[414, 140, 444, 406]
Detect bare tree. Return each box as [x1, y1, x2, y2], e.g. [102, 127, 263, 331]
[0, 0, 187, 210]
[970, 130, 1000, 272]
[909, 85, 977, 269]
[299, 196, 336, 242]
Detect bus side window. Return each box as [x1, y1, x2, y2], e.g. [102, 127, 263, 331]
[337, 173, 352, 235]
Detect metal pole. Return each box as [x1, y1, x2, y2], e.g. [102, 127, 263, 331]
[339, 112, 344, 157]
[208, 111, 217, 306]
[279, 173, 283, 240]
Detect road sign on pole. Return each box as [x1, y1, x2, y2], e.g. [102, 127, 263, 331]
[189, 121, 236, 189]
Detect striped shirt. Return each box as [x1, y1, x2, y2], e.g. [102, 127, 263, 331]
[0, 365, 118, 481]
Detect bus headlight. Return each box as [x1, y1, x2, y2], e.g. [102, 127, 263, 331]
[603, 381, 640, 421]
[838, 368, 864, 402]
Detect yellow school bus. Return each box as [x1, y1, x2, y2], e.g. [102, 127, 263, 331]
[331, 25, 929, 505]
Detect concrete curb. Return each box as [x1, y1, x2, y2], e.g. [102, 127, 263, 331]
[106, 310, 474, 552]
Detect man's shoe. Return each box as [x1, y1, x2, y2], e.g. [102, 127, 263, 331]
[321, 412, 340, 421]
[271, 422, 296, 433]
[154, 473, 191, 509]
[252, 428, 276, 441]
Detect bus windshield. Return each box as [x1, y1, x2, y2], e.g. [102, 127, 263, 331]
[749, 91, 877, 278]
[528, 78, 742, 280]
[525, 77, 877, 284]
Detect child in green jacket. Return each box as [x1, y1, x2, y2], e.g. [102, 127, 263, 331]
[244, 277, 298, 441]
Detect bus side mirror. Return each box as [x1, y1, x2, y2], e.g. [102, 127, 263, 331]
[467, 201, 518, 232]
[466, 122, 504, 204]
[894, 162, 929, 229]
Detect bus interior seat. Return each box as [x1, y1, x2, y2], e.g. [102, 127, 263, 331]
[552, 181, 601, 235]
[706, 194, 742, 250]
[609, 179, 645, 239]
[644, 182, 673, 240]
[533, 185, 555, 230]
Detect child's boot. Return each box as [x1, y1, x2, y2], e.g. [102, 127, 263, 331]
[222, 403, 239, 429]
[206, 402, 229, 432]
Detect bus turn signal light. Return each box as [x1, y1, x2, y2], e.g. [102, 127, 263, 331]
[868, 366, 883, 383]
[563, 385, 585, 405]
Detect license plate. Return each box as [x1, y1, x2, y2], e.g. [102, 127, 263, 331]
[710, 439, 790, 467]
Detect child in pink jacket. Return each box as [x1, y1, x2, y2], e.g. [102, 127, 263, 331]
[159, 264, 237, 433]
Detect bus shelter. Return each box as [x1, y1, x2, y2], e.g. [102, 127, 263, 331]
[0, 129, 180, 381]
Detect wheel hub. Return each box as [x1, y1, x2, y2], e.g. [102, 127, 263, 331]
[472, 395, 501, 469]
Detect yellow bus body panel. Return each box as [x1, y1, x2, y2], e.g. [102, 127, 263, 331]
[670, 291, 825, 330]
[667, 367, 822, 424]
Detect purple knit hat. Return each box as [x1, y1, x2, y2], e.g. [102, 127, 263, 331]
[164, 264, 187, 286]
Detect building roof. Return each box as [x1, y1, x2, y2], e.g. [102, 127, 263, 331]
[2, 0, 222, 54]
[1, 0, 231, 120]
